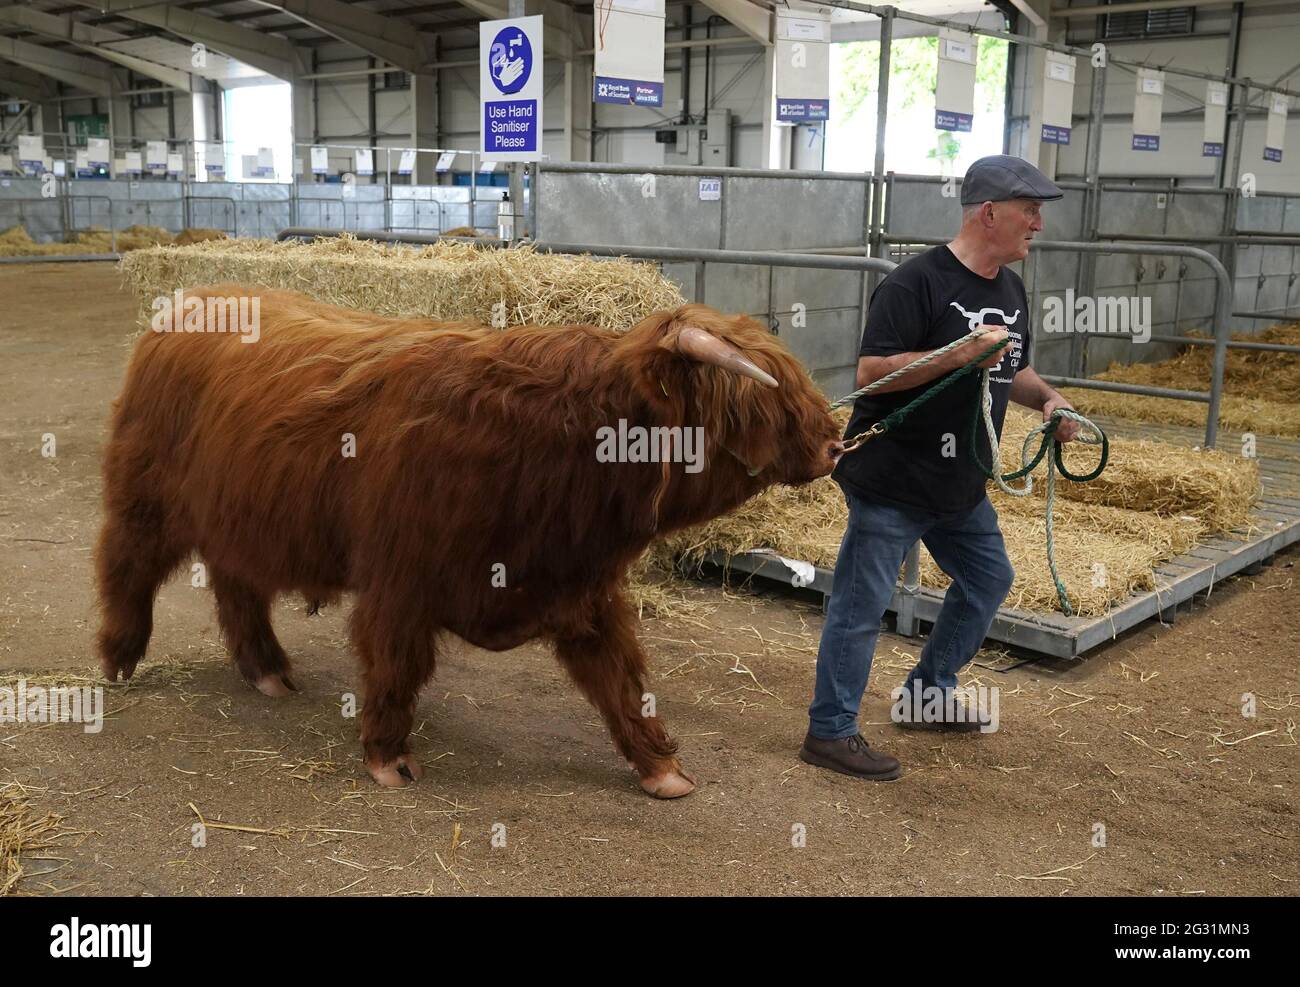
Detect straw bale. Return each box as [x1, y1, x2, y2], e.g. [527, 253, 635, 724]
[119, 234, 685, 331]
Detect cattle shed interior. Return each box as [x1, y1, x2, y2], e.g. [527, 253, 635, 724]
[1, 0, 1298, 901]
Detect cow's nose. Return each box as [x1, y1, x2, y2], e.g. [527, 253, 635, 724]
[830, 440, 847, 466]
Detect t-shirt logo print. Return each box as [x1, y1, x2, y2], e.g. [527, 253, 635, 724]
[949, 301, 1021, 373]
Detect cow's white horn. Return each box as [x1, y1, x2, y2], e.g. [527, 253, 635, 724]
[676, 327, 778, 388]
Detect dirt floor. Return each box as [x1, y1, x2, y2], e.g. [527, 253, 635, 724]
[1, 262, 1296, 897]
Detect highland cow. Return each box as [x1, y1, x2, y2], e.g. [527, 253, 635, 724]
[95, 286, 843, 797]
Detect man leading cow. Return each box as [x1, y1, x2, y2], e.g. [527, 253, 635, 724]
[801, 155, 1083, 781]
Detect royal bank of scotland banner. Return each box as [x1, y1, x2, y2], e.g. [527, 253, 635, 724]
[935, 28, 978, 132]
[593, 0, 665, 107]
[774, 7, 831, 123]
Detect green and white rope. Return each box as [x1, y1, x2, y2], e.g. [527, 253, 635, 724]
[829, 326, 997, 410]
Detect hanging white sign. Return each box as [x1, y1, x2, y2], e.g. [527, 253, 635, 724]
[774, 9, 831, 123]
[254, 146, 275, 177]
[594, 0, 666, 107]
[1265, 93, 1289, 162]
[1132, 69, 1164, 151]
[310, 146, 329, 174]
[480, 15, 544, 161]
[935, 28, 978, 132]
[87, 138, 110, 168]
[436, 151, 456, 172]
[17, 134, 43, 168]
[146, 140, 168, 168]
[1041, 53, 1076, 145]
[123, 151, 143, 174]
[354, 148, 374, 176]
[167, 152, 184, 175]
[1203, 81, 1228, 158]
[398, 149, 416, 175]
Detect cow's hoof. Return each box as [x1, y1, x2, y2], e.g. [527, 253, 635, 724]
[366, 754, 423, 788]
[640, 767, 696, 799]
[254, 673, 296, 698]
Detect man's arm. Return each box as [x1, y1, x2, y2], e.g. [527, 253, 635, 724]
[1010, 365, 1080, 441]
[855, 327, 1009, 394]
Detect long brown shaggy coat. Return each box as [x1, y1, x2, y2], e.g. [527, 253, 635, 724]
[96, 286, 840, 794]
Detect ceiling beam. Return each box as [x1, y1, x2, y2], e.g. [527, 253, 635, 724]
[0, 59, 49, 102]
[0, 5, 194, 91]
[0, 36, 112, 95]
[696, 0, 771, 44]
[246, 0, 430, 72]
[58, 0, 302, 79]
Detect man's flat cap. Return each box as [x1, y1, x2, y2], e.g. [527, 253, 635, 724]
[960, 155, 1063, 205]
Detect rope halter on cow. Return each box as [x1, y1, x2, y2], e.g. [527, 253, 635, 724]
[830, 326, 1109, 616]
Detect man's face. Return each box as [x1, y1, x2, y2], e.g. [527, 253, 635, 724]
[984, 198, 1043, 263]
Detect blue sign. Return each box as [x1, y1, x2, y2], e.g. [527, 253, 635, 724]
[488, 26, 532, 96]
[777, 99, 829, 122]
[935, 110, 973, 132]
[1203, 141, 1224, 157]
[1042, 124, 1071, 145]
[594, 77, 664, 107]
[1264, 146, 1283, 162]
[1132, 134, 1160, 151]
[484, 99, 538, 154]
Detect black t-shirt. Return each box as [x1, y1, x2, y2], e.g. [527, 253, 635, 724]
[834, 245, 1032, 516]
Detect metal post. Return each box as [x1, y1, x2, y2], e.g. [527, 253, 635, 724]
[1221, 80, 1250, 329]
[869, 6, 893, 284]
[1074, 58, 1107, 379]
[506, 0, 526, 244]
[897, 544, 920, 636]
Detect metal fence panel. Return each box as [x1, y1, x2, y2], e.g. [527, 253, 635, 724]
[700, 262, 770, 313]
[722, 176, 867, 250]
[536, 171, 723, 248]
[771, 266, 862, 313]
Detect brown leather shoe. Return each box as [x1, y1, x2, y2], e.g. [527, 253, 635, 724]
[799, 732, 901, 781]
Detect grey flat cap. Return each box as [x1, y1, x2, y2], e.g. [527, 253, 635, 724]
[960, 154, 1063, 205]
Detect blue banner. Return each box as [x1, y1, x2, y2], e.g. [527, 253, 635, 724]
[1202, 141, 1224, 157]
[1042, 124, 1071, 145]
[594, 76, 664, 107]
[1132, 134, 1160, 151]
[935, 110, 973, 132]
[1264, 147, 1283, 162]
[484, 99, 539, 154]
[776, 99, 829, 122]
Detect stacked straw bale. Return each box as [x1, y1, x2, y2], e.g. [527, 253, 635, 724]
[1063, 323, 1300, 437]
[120, 234, 685, 331]
[0, 223, 225, 258]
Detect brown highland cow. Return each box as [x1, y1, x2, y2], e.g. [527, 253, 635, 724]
[96, 286, 843, 797]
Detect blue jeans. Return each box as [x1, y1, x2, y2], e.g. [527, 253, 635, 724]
[808, 490, 1015, 739]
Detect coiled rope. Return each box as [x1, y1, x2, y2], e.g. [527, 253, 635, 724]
[830, 328, 1108, 615]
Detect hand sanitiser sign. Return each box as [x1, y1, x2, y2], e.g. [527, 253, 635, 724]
[481, 16, 544, 162]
